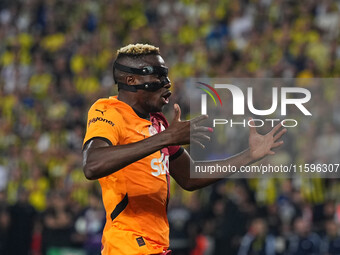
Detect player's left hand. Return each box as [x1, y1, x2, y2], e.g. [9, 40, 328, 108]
[248, 118, 287, 161]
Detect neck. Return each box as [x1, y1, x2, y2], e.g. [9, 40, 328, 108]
[117, 92, 149, 118]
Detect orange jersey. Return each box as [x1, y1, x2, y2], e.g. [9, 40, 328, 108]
[83, 96, 182, 255]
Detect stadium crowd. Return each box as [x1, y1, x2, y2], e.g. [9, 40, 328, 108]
[0, 0, 340, 254]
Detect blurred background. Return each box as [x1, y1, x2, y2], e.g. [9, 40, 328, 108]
[0, 0, 340, 254]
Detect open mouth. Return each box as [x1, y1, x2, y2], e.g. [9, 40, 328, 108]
[161, 91, 171, 104]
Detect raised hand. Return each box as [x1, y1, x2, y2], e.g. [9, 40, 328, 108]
[166, 104, 212, 148]
[248, 118, 287, 161]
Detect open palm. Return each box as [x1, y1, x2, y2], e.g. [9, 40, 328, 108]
[248, 118, 287, 161]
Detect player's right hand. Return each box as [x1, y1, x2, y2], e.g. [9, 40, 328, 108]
[166, 104, 212, 148]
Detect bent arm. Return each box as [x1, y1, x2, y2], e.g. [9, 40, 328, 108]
[82, 132, 173, 180]
[170, 119, 287, 191]
[170, 149, 253, 191]
[83, 104, 210, 180]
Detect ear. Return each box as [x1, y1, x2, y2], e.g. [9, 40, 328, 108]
[126, 75, 135, 85]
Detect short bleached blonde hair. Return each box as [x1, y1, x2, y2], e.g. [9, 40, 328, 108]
[116, 43, 160, 57]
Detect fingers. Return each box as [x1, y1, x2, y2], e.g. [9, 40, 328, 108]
[193, 126, 214, 133]
[268, 150, 275, 155]
[270, 121, 284, 135]
[172, 104, 181, 122]
[273, 128, 287, 141]
[191, 114, 209, 124]
[192, 133, 211, 142]
[248, 118, 257, 135]
[191, 139, 206, 149]
[271, 140, 284, 148]
[190, 131, 211, 149]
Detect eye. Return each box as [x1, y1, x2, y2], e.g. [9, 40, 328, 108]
[142, 66, 153, 74]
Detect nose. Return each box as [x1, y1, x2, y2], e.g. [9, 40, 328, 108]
[163, 77, 171, 89]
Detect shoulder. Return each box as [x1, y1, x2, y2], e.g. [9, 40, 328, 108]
[88, 98, 115, 112]
[88, 98, 123, 117]
[87, 98, 126, 127]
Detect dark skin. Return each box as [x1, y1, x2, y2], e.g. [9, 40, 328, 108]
[83, 54, 287, 191]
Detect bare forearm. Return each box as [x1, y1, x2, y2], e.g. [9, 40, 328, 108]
[83, 132, 172, 180]
[188, 149, 253, 190]
[171, 115, 286, 191]
[83, 104, 212, 181]
[171, 149, 254, 191]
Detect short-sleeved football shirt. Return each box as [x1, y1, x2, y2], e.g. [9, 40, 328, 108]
[83, 96, 182, 255]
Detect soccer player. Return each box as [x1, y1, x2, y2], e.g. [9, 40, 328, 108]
[82, 44, 286, 255]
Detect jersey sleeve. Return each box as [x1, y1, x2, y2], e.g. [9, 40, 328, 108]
[83, 102, 122, 149]
[169, 146, 184, 160]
